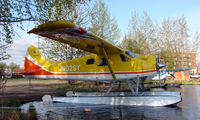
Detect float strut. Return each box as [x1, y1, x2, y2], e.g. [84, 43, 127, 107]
[141, 78, 145, 91]
[105, 81, 115, 96]
[126, 80, 135, 95]
[118, 81, 121, 92]
[136, 75, 140, 94]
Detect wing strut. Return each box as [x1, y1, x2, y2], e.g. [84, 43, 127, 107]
[102, 47, 116, 80]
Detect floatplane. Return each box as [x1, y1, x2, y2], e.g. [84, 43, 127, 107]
[23, 20, 181, 106]
[152, 68, 191, 88]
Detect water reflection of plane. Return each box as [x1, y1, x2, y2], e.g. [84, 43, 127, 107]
[21, 101, 183, 120]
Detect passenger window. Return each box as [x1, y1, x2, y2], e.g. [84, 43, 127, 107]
[120, 54, 128, 62]
[86, 58, 94, 64]
[98, 58, 107, 66]
[125, 51, 137, 58]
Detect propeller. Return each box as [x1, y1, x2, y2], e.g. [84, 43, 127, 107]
[170, 73, 175, 78]
[156, 56, 165, 85]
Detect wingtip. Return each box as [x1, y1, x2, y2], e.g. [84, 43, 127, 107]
[27, 20, 75, 34]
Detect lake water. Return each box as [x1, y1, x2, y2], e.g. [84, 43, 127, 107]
[20, 85, 200, 120]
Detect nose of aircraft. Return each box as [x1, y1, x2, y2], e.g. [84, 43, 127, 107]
[156, 57, 165, 81]
[156, 56, 165, 69]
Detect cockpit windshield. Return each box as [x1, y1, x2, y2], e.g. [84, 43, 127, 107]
[125, 51, 138, 58]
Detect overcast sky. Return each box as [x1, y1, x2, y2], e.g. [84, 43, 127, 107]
[2, 0, 200, 68]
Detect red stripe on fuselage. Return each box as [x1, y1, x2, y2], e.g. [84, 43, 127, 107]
[23, 57, 156, 75]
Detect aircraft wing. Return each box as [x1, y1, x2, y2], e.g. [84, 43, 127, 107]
[28, 21, 123, 55]
[165, 68, 191, 71]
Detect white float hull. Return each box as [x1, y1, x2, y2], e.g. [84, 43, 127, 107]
[52, 91, 181, 106]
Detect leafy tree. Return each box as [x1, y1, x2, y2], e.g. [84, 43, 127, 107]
[0, 62, 7, 70]
[88, 0, 120, 45]
[0, 62, 20, 70]
[0, 0, 89, 61]
[160, 50, 175, 69]
[9, 62, 20, 70]
[0, 0, 33, 61]
[39, 0, 91, 61]
[122, 32, 150, 55]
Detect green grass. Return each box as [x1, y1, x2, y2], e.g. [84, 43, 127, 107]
[49, 79, 200, 93]
[0, 99, 21, 107]
[0, 105, 37, 120]
[144, 80, 154, 84]
[4, 78, 26, 81]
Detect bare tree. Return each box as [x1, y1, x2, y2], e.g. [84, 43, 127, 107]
[88, 0, 120, 45]
[159, 16, 189, 68]
[121, 11, 158, 56]
[190, 32, 200, 53]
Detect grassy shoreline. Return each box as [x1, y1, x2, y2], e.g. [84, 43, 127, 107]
[165, 79, 200, 85]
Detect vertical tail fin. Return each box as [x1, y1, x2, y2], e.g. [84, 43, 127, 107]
[24, 45, 44, 72]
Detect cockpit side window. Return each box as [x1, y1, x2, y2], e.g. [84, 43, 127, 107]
[125, 51, 137, 58]
[86, 58, 94, 64]
[98, 58, 107, 66]
[120, 54, 128, 62]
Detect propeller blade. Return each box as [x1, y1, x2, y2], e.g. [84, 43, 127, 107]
[170, 74, 175, 78]
[156, 56, 165, 83]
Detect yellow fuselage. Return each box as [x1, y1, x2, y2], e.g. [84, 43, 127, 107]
[24, 46, 157, 81]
